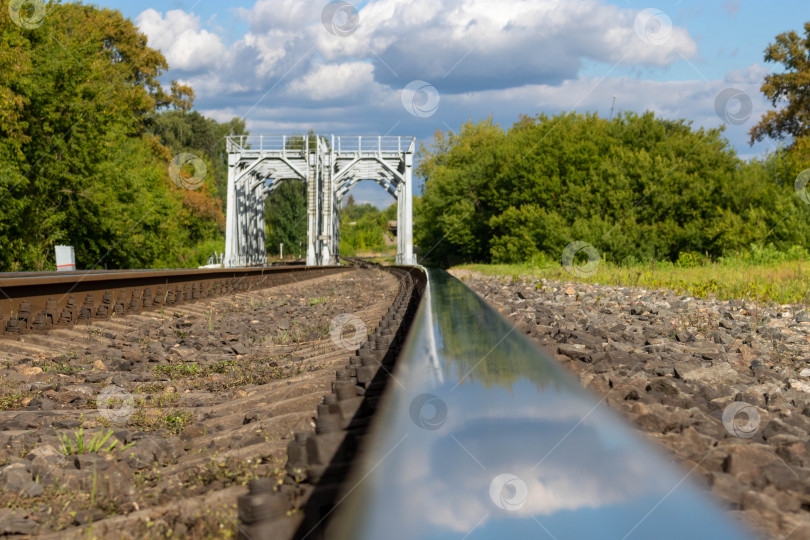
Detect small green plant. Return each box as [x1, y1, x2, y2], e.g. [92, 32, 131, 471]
[210, 360, 237, 374]
[308, 296, 328, 306]
[140, 392, 180, 408]
[273, 330, 292, 345]
[135, 383, 165, 394]
[676, 251, 706, 268]
[154, 363, 201, 379]
[0, 393, 26, 411]
[163, 411, 194, 434]
[57, 428, 119, 455]
[41, 361, 81, 374]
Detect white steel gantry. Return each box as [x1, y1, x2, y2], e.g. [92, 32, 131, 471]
[224, 135, 416, 267]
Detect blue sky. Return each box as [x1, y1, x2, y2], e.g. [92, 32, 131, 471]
[93, 0, 808, 207]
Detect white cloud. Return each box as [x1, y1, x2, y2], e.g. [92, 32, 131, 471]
[158, 0, 699, 100]
[134, 1, 778, 159]
[241, 30, 306, 78]
[287, 62, 379, 100]
[313, 0, 699, 92]
[724, 62, 769, 85]
[236, 0, 323, 32]
[136, 9, 226, 72]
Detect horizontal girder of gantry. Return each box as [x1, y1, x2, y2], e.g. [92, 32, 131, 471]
[224, 135, 416, 268]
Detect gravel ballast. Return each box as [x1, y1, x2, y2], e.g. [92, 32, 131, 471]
[453, 269, 810, 540]
[0, 269, 399, 538]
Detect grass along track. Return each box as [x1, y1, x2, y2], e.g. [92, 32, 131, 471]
[456, 258, 810, 305]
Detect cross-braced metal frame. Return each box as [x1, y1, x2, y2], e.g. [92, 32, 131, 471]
[224, 135, 415, 267]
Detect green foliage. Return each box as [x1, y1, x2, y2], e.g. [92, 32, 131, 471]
[154, 362, 201, 379]
[162, 411, 194, 434]
[57, 428, 118, 455]
[338, 199, 396, 257]
[675, 252, 706, 268]
[728, 244, 810, 265]
[147, 110, 246, 204]
[0, 2, 234, 270]
[265, 180, 307, 258]
[416, 112, 810, 267]
[750, 22, 810, 145]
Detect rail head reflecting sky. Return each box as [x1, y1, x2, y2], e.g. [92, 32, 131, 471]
[330, 269, 755, 540]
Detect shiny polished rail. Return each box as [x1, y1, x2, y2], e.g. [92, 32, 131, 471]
[0, 266, 347, 337]
[329, 268, 755, 539]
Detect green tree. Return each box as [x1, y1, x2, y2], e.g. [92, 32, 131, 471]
[265, 180, 307, 258]
[339, 200, 396, 257]
[750, 22, 810, 145]
[415, 118, 506, 265]
[147, 110, 246, 204]
[416, 112, 810, 267]
[0, 1, 225, 270]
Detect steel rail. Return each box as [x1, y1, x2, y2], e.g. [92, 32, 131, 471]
[0, 266, 348, 337]
[328, 268, 755, 539]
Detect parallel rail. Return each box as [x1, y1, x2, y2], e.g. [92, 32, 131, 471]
[0, 266, 347, 337]
[327, 269, 755, 539]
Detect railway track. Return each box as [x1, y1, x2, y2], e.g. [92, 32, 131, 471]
[0, 266, 345, 337]
[0, 265, 421, 538]
[0, 265, 758, 539]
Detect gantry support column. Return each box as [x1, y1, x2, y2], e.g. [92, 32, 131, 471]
[306, 150, 319, 266]
[251, 180, 266, 265]
[397, 150, 415, 264]
[320, 138, 335, 265]
[224, 153, 238, 267]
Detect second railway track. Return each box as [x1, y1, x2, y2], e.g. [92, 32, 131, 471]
[0, 265, 423, 539]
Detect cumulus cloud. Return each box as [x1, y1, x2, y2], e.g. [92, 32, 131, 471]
[236, 0, 323, 33]
[724, 62, 769, 85]
[136, 9, 226, 72]
[286, 62, 379, 100]
[313, 0, 699, 92]
[138, 1, 699, 104]
[222, 0, 700, 95]
[133, 1, 781, 161]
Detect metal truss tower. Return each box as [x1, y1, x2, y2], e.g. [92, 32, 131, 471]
[224, 135, 415, 267]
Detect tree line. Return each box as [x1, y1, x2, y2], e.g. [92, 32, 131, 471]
[415, 23, 810, 267]
[0, 1, 240, 271]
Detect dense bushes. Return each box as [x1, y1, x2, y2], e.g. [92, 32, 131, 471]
[416, 112, 810, 267]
